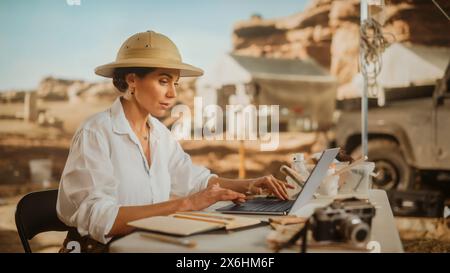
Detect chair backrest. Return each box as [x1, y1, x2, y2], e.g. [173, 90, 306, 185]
[15, 189, 71, 253]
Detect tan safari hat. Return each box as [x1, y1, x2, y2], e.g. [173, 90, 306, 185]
[95, 30, 203, 78]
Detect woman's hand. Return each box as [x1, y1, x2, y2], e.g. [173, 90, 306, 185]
[247, 175, 294, 200]
[186, 183, 247, 211]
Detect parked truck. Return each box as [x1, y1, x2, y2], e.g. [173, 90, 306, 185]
[335, 63, 450, 191]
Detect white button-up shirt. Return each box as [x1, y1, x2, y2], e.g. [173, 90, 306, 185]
[57, 97, 216, 243]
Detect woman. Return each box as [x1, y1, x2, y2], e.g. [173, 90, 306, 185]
[57, 31, 292, 252]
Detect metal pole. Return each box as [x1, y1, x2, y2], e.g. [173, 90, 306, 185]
[360, 0, 369, 158]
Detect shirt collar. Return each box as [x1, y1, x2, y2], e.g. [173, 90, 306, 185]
[110, 96, 160, 141]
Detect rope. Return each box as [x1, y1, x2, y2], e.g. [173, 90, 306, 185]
[360, 17, 395, 106]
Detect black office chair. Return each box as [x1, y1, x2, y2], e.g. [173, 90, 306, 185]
[15, 189, 72, 253]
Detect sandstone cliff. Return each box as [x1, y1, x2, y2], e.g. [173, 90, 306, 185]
[232, 0, 450, 97]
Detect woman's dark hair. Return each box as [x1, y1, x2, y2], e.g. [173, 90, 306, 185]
[112, 67, 157, 93]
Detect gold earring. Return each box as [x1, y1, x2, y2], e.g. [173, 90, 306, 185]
[130, 88, 135, 95]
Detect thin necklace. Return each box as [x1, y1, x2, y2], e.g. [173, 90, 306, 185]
[142, 123, 150, 140]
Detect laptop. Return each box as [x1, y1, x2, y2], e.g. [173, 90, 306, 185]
[216, 148, 340, 215]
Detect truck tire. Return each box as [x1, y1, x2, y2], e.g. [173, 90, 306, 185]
[351, 139, 413, 191]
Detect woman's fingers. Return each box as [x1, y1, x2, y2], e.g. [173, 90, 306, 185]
[265, 177, 286, 200]
[252, 176, 285, 200]
[272, 176, 294, 195]
[266, 176, 291, 200]
[219, 189, 246, 201]
[285, 182, 296, 189]
[276, 178, 293, 198]
[274, 180, 289, 200]
[207, 177, 293, 204]
[219, 188, 246, 204]
[250, 175, 296, 200]
[233, 198, 247, 204]
[275, 181, 289, 200]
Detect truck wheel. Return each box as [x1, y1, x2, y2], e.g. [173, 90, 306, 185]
[351, 139, 413, 190]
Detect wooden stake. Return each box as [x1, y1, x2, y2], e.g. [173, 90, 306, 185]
[239, 140, 246, 179]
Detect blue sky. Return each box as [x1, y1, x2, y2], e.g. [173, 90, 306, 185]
[0, 0, 308, 90]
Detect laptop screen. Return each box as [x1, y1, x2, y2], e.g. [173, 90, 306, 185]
[288, 148, 340, 214]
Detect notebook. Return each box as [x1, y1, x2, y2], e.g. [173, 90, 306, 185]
[127, 211, 261, 236]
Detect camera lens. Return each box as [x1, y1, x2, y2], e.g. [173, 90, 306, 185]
[342, 215, 370, 245]
[355, 228, 369, 242]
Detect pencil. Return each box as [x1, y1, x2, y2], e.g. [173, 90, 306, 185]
[175, 211, 235, 221]
[173, 214, 229, 225]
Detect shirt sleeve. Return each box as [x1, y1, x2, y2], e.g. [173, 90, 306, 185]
[168, 138, 217, 197]
[56, 128, 120, 244]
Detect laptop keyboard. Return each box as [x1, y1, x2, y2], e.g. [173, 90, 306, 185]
[219, 197, 295, 212]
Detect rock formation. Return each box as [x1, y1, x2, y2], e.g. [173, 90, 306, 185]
[232, 0, 450, 98]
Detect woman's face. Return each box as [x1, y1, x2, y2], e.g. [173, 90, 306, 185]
[130, 68, 180, 117]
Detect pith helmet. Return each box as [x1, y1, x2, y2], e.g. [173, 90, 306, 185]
[95, 30, 203, 78]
